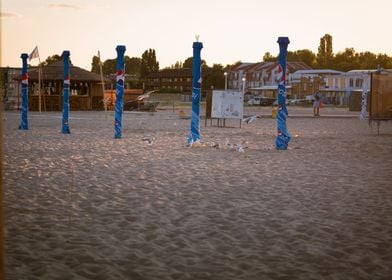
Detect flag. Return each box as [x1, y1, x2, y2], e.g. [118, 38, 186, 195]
[29, 46, 39, 61]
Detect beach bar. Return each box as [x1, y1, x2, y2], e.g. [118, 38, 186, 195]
[26, 61, 109, 111]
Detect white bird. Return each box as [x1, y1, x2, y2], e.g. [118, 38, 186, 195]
[136, 90, 157, 101]
[243, 115, 257, 124]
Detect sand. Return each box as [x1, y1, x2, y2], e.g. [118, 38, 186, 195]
[3, 106, 392, 280]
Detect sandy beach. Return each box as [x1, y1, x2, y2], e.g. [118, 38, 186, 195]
[3, 106, 392, 280]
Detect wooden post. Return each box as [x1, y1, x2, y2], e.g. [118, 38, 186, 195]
[0, 86, 5, 280]
[38, 66, 41, 113]
[98, 51, 106, 111]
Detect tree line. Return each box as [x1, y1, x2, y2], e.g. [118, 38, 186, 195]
[38, 34, 392, 90]
[89, 50, 228, 91]
[263, 34, 392, 71]
[90, 48, 159, 79]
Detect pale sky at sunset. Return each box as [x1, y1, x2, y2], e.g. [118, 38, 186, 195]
[1, 0, 391, 70]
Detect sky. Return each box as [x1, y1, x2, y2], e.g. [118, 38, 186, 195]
[1, 0, 391, 70]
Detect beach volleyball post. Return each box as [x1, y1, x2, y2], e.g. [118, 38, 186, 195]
[275, 37, 291, 150]
[188, 40, 203, 144]
[61, 51, 71, 134]
[114, 45, 126, 139]
[20, 53, 29, 130]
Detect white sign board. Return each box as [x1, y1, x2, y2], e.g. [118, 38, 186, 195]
[211, 90, 243, 119]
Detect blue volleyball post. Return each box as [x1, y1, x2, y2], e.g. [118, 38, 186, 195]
[114, 45, 126, 139]
[20, 53, 29, 130]
[61, 50, 71, 134]
[188, 40, 203, 145]
[275, 37, 291, 150]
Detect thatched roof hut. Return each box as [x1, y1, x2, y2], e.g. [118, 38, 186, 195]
[28, 61, 108, 83]
[26, 61, 110, 111]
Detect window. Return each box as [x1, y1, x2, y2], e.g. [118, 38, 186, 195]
[355, 79, 363, 88]
[349, 78, 354, 87]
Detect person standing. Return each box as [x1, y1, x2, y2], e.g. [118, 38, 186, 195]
[313, 91, 322, 117]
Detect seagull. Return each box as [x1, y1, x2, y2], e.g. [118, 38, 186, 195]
[243, 115, 257, 124]
[136, 90, 157, 101]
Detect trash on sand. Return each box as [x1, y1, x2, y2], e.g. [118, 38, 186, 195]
[187, 139, 247, 152]
[187, 139, 197, 148]
[235, 144, 244, 152]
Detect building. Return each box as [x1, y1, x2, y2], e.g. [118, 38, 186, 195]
[226, 63, 255, 92]
[343, 70, 374, 109]
[291, 69, 380, 106]
[0, 67, 22, 110]
[227, 61, 312, 99]
[145, 68, 213, 102]
[291, 69, 344, 102]
[146, 68, 193, 92]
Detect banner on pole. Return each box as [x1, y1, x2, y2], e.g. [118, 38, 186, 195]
[20, 53, 29, 130]
[275, 37, 291, 150]
[61, 50, 71, 134]
[188, 41, 203, 145]
[114, 45, 126, 139]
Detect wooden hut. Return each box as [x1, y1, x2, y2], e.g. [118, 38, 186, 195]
[27, 61, 109, 111]
[370, 71, 392, 119]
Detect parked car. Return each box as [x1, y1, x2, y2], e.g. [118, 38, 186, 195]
[247, 96, 275, 106]
[272, 99, 289, 106]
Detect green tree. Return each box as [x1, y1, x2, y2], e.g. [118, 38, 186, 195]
[171, 61, 183, 69]
[91, 55, 101, 74]
[333, 48, 360, 71]
[102, 59, 117, 75]
[93, 56, 142, 76]
[140, 49, 159, 79]
[263, 52, 277, 62]
[40, 54, 72, 66]
[203, 64, 225, 90]
[182, 57, 193, 68]
[287, 49, 317, 68]
[357, 51, 377, 69]
[124, 56, 142, 76]
[182, 57, 207, 70]
[317, 34, 333, 68]
[375, 53, 392, 69]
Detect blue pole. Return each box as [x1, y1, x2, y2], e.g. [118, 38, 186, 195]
[275, 37, 291, 150]
[20, 53, 29, 130]
[188, 41, 203, 144]
[114, 45, 126, 139]
[61, 50, 71, 134]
